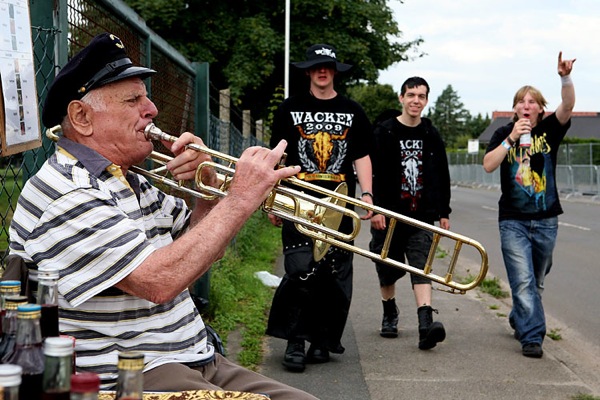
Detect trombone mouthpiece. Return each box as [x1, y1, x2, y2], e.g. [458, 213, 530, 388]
[144, 123, 167, 141]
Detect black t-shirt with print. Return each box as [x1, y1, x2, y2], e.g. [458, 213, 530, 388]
[271, 92, 372, 248]
[485, 113, 571, 220]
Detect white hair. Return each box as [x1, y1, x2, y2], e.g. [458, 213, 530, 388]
[80, 89, 108, 112]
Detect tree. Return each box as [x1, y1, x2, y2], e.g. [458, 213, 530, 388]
[426, 85, 470, 148]
[465, 113, 491, 139]
[122, 0, 423, 121]
[346, 83, 399, 124]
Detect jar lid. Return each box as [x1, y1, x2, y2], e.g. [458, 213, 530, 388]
[117, 351, 144, 370]
[0, 280, 21, 292]
[38, 266, 60, 280]
[17, 303, 42, 318]
[0, 280, 21, 287]
[44, 337, 74, 357]
[4, 295, 28, 310]
[71, 372, 100, 392]
[0, 364, 22, 386]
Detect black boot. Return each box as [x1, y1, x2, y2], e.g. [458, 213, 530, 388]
[282, 339, 306, 372]
[380, 298, 399, 338]
[417, 305, 446, 350]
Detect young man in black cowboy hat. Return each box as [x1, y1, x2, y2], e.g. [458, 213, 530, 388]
[9, 32, 317, 399]
[266, 44, 373, 372]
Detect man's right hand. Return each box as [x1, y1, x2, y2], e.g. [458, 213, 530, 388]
[228, 140, 300, 211]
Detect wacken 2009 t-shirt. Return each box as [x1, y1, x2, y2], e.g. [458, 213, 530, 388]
[270, 92, 372, 247]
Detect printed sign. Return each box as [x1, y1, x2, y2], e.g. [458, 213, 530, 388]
[0, 0, 41, 156]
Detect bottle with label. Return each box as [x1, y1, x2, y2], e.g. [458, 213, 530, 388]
[4, 304, 45, 400]
[115, 352, 144, 400]
[41, 336, 73, 400]
[0, 295, 29, 362]
[71, 372, 100, 400]
[0, 364, 22, 400]
[36, 266, 60, 340]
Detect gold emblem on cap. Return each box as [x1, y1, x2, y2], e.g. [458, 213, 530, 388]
[109, 34, 125, 49]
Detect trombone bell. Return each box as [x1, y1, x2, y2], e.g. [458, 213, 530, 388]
[263, 182, 349, 262]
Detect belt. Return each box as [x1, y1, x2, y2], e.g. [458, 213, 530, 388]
[297, 172, 346, 182]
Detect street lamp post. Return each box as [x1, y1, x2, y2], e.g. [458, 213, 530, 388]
[285, 0, 290, 98]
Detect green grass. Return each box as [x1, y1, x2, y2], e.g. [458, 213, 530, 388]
[547, 328, 563, 341]
[203, 211, 281, 370]
[479, 276, 510, 298]
[572, 394, 600, 400]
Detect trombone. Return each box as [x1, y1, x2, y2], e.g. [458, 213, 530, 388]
[46, 123, 488, 294]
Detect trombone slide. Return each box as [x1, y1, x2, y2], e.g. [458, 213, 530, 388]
[142, 123, 489, 293]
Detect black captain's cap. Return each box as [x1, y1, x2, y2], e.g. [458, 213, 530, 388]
[42, 32, 156, 128]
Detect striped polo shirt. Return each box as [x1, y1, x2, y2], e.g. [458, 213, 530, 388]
[9, 137, 214, 388]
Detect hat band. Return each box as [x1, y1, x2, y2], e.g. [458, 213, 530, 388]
[78, 57, 133, 94]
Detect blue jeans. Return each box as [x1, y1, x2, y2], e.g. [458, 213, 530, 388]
[499, 217, 558, 346]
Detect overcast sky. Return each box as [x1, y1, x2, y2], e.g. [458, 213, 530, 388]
[378, 0, 600, 117]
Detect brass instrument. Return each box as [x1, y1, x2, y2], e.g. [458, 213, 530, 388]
[46, 123, 488, 294]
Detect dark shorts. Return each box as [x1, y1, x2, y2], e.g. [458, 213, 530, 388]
[369, 222, 433, 287]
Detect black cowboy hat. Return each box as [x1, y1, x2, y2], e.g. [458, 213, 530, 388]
[292, 44, 352, 72]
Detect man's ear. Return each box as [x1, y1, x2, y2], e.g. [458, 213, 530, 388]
[66, 100, 93, 137]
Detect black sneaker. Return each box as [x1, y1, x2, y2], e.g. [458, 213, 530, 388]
[307, 344, 330, 363]
[522, 343, 543, 358]
[282, 340, 306, 372]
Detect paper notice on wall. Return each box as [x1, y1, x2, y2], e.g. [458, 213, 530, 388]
[0, 0, 41, 156]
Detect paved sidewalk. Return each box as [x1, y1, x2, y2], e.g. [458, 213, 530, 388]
[258, 220, 600, 400]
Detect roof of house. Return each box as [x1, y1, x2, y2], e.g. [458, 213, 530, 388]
[478, 111, 600, 143]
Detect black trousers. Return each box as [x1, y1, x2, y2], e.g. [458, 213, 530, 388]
[266, 246, 353, 354]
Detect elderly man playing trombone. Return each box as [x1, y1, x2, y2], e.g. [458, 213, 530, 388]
[8, 32, 317, 399]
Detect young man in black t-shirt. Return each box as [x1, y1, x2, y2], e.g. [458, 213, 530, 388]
[370, 77, 451, 350]
[483, 52, 576, 359]
[266, 44, 373, 372]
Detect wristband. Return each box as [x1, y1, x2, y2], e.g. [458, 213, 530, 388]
[361, 191, 373, 199]
[501, 140, 511, 150]
[561, 75, 573, 86]
[506, 135, 516, 147]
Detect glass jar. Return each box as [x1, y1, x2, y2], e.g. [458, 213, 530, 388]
[42, 336, 73, 399]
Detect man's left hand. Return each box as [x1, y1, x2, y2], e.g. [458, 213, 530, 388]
[164, 132, 217, 186]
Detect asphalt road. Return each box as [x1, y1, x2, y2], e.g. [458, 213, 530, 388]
[450, 185, 600, 349]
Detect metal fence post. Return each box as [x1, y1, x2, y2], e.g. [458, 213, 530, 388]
[242, 110, 251, 148]
[256, 119, 264, 143]
[219, 89, 230, 154]
[194, 62, 210, 143]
